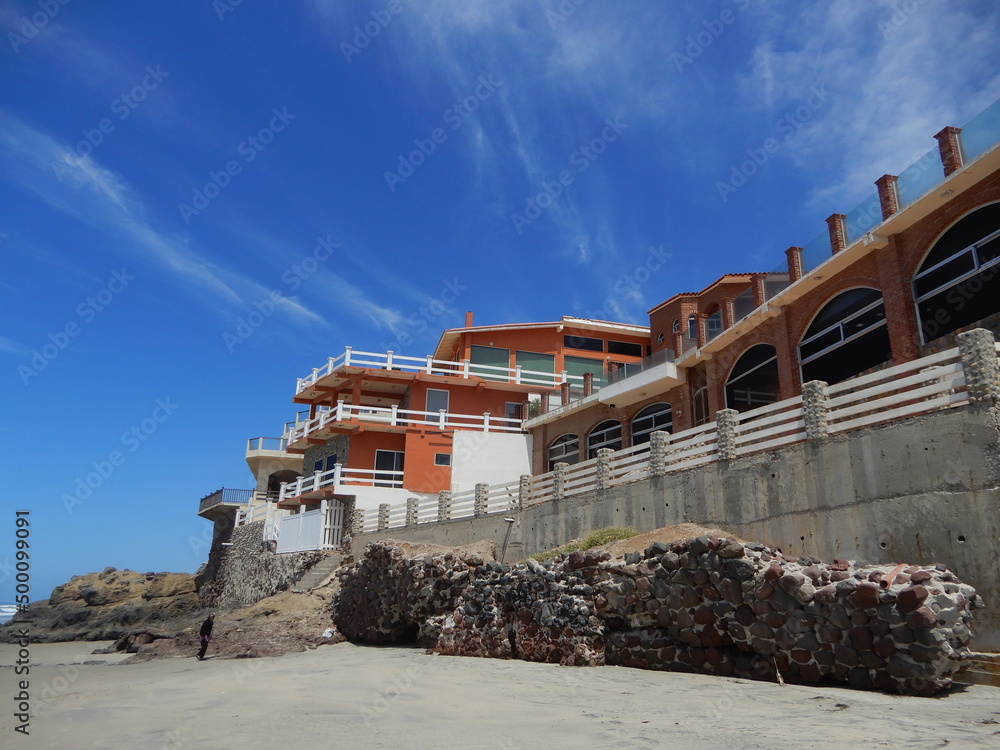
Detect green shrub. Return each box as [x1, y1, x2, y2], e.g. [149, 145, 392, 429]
[529, 526, 639, 562]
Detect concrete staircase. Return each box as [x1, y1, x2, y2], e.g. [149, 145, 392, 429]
[955, 653, 1000, 688]
[291, 554, 343, 593]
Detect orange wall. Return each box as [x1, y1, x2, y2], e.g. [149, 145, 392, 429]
[344, 431, 405, 471]
[403, 431, 453, 493]
[409, 381, 522, 422]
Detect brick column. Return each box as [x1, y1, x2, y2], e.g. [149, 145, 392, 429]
[649, 431, 671, 476]
[377, 503, 390, 531]
[716, 409, 740, 460]
[553, 462, 568, 500]
[696, 313, 708, 348]
[875, 174, 900, 220]
[802, 381, 829, 441]
[608, 361, 620, 384]
[751, 274, 767, 307]
[518, 474, 531, 510]
[596, 448, 614, 491]
[405, 497, 418, 527]
[958, 328, 999, 406]
[437, 491, 451, 522]
[722, 298, 735, 329]
[474, 483, 489, 516]
[583, 372, 594, 397]
[785, 247, 803, 283]
[934, 126, 964, 176]
[673, 331, 684, 356]
[826, 213, 847, 254]
[560, 382, 571, 405]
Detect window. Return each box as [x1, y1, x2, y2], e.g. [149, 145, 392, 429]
[687, 314, 698, 340]
[564, 355, 606, 387]
[693, 387, 710, 426]
[374, 450, 404, 487]
[313, 454, 337, 474]
[505, 402, 523, 421]
[425, 388, 449, 415]
[725, 345, 779, 412]
[608, 340, 643, 357]
[799, 288, 890, 385]
[515, 351, 555, 381]
[672, 319, 680, 334]
[547, 434, 579, 470]
[564, 334, 604, 352]
[470, 345, 510, 381]
[656, 331, 665, 344]
[913, 203, 1000, 342]
[630, 403, 672, 446]
[587, 420, 622, 458]
[706, 309, 723, 341]
[434, 453, 451, 467]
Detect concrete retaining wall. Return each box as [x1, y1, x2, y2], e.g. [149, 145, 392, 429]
[354, 403, 1000, 649]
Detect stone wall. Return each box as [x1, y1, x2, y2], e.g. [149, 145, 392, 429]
[303, 434, 351, 475]
[199, 522, 323, 609]
[336, 538, 980, 695]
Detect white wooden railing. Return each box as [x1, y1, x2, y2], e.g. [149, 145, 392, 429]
[350, 343, 984, 533]
[278, 464, 405, 503]
[295, 347, 587, 395]
[286, 400, 523, 445]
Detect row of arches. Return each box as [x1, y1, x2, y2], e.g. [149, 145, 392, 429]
[546, 403, 673, 470]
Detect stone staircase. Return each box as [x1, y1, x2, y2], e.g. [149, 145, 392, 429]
[955, 653, 1000, 688]
[291, 554, 343, 593]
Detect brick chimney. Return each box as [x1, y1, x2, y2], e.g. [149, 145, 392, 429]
[464, 311, 474, 328]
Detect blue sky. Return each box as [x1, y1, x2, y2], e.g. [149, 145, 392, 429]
[1, 0, 998, 603]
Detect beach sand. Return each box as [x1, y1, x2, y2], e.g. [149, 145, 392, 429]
[2, 641, 999, 749]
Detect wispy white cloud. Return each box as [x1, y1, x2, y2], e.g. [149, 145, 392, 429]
[0, 335, 27, 356]
[0, 111, 327, 327]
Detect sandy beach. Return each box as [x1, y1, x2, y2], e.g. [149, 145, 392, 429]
[2, 641, 998, 749]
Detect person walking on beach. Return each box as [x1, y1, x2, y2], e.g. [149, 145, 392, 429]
[197, 613, 215, 660]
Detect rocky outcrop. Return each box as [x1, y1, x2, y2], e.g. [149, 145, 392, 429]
[334, 535, 981, 695]
[1, 567, 201, 643]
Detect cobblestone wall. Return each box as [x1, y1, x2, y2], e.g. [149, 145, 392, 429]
[199, 522, 323, 609]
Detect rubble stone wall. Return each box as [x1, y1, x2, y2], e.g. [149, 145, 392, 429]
[335, 538, 980, 695]
[200, 522, 323, 609]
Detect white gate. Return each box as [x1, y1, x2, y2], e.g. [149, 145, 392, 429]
[275, 501, 344, 553]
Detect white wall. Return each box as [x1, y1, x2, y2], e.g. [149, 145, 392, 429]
[451, 432, 532, 493]
[346, 485, 435, 511]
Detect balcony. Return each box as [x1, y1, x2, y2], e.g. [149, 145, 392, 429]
[278, 463, 405, 505]
[198, 487, 253, 520]
[285, 400, 523, 450]
[524, 349, 682, 426]
[295, 347, 586, 399]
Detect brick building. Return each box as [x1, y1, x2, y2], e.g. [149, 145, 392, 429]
[526, 103, 1000, 475]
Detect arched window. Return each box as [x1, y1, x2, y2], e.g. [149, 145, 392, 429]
[687, 314, 698, 340]
[672, 319, 680, 334]
[547, 434, 579, 470]
[913, 202, 1000, 342]
[725, 345, 779, 412]
[587, 420, 622, 458]
[706, 307, 723, 342]
[799, 288, 890, 385]
[630, 403, 672, 446]
[693, 387, 710, 426]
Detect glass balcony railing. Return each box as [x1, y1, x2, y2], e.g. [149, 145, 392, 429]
[960, 98, 1000, 164]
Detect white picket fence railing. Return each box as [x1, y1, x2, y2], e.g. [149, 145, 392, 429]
[278, 465, 405, 503]
[296, 346, 588, 395]
[346, 343, 985, 534]
[286, 400, 522, 445]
